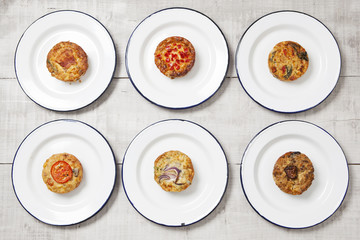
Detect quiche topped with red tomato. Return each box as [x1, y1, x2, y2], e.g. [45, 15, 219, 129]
[154, 36, 195, 79]
[42, 153, 83, 194]
[268, 41, 309, 81]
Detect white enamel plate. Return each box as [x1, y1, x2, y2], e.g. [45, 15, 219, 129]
[126, 8, 229, 109]
[241, 120, 348, 228]
[12, 120, 116, 225]
[15, 10, 116, 111]
[236, 11, 341, 113]
[122, 119, 228, 226]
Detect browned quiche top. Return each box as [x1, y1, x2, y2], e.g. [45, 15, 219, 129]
[154, 36, 195, 79]
[154, 150, 195, 192]
[42, 153, 83, 194]
[273, 151, 314, 195]
[268, 41, 309, 81]
[47, 41, 88, 82]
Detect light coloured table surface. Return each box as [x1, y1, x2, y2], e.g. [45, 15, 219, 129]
[1, 0, 359, 239]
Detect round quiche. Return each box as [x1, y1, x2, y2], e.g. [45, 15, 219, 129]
[268, 41, 309, 81]
[154, 36, 195, 79]
[273, 151, 314, 195]
[46, 41, 88, 82]
[154, 150, 195, 192]
[42, 153, 83, 194]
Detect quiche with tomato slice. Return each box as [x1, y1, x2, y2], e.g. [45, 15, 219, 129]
[47, 41, 88, 82]
[42, 153, 83, 194]
[154, 36, 195, 79]
[268, 41, 309, 81]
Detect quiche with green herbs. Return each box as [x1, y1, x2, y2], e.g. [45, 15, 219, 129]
[268, 41, 309, 81]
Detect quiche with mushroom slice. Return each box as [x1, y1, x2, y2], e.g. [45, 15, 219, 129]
[273, 151, 314, 195]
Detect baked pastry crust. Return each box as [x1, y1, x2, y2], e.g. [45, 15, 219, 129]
[46, 41, 88, 82]
[273, 151, 314, 195]
[42, 153, 83, 194]
[268, 41, 309, 81]
[154, 150, 194, 192]
[154, 36, 195, 79]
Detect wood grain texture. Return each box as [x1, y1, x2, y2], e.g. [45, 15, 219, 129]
[1, 77, 359, 165]
[1, 0, 359, 239]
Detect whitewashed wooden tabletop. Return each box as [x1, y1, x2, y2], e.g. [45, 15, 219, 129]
[1, 0, 359, 239]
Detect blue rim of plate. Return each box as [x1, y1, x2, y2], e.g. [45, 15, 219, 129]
[11, 119, 117, 226]
[122, 119, 229, 227]
[235, 10, 342, 113]
[14, 10, 117, 112]
[240, 120, 349, 229]
[125, 7, 229, 109]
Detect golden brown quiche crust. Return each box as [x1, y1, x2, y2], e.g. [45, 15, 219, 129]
[42, 153, 83, 194]
[154, 36, 195, 79]
[268, 41, 309, 81]
[154, 150, 194, 192]
[47, 41, 88, 82]
[273, 151, 314, 195]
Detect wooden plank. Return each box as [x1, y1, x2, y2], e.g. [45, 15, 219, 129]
[1, 76, 359, 164]
[1, 164, 358, 239]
